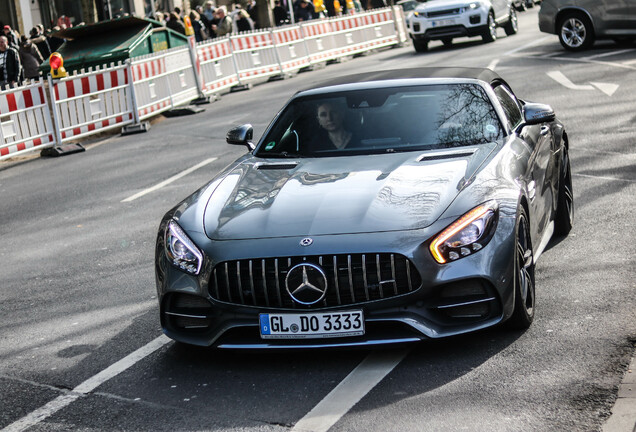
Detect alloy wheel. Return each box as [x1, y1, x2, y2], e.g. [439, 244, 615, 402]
[561, 17, 586, 48]
[516, 214, 535, 318]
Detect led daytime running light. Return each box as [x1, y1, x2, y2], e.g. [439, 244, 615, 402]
[430, 203, 494, 264]
[166, 220, 203, 275]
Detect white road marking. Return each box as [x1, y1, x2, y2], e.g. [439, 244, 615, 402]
[503, 35, 552, 56]
[590, 82, 620, 97]
[623, 59, 636, 65]
[546, 71, 594, 90]
[487, 59, 500, 70]
[121, 157, 218, 202]
[292, 349, 409, 432]
[582, 48, 636, 60]
[573, 173, 636, 183]
[2, 335, 171, 432]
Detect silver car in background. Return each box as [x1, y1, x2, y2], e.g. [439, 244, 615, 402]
[539, 0, 636, 50]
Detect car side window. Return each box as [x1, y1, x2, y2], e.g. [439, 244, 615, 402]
[493, 85, 523, 131]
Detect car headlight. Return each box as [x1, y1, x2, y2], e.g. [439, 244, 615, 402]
[430, 201, 498, 264]
[165, 220, 203, 275]
[413, 11, 419, 16]
[468, 2, 480, 9]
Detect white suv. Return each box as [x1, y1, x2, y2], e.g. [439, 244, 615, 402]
[406, 0, 518, 52]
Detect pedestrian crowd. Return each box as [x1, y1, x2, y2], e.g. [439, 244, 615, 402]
[1, 0, 388, 89]
[0, 22, 65, 89]
[154, 0, 388, 43]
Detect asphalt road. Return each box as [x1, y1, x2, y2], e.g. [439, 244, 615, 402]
[1, 9, 635, 432]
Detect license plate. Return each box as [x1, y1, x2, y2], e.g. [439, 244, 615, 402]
[431, 19, 456, 27]
[259, 310, 364, 339]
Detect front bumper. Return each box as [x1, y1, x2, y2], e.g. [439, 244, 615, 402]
[406, 8, 488, 41]
[155, 214, 518, 348]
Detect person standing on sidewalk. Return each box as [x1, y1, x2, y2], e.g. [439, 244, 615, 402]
[18, 35, 44, 80]
[212, 7, 232, 37]
[0, 36, 22, 89]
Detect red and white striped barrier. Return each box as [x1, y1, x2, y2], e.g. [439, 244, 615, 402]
[131, 55, 172, 120]
[330, 14, 374, 57]
[271, 26, 311, 73]
[197, 38, 240, 95]
[230, 30, 282, 85]
[1, 8, 403, 162]
[49, 63, 134, 143]
[0, 79, 55, 160]
[299, 20, 339, 64]
[131, 46, 200, 120]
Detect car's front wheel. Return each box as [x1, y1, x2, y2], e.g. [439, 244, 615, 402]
[506, 207, 535, 330]
[504, 7, 518, 36]
[482, 12, 497, 43]
[413, 39, 428, 52]
[558, 12, 595, 51]
[554, 146, 574, 236]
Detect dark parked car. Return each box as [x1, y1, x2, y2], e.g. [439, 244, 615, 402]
[539, 0, 636, 50]
[155, 68, 573, 348]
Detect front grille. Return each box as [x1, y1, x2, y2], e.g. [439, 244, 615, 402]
[425, 8, 461, 18]
[210, 254, 422, 309]
[426, 25, 467, 38]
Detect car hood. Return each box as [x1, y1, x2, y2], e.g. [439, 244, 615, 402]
[415, 0, 472, 11]
[203, 147, 494, 240]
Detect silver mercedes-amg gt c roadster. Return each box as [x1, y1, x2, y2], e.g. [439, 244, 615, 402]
[155, 67, 573, 348]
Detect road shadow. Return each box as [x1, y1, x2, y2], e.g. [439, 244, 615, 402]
[32, 307, 524, 431]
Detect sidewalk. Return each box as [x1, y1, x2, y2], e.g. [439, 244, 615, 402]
[603, 349, 636, 432]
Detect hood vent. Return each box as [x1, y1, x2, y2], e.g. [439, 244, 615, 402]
[417, 149, 476, 163]
[256, 163, 299, 170]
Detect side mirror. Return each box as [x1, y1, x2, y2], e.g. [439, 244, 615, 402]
[523, 103, 555, 125]
[226, 124, 255, 151]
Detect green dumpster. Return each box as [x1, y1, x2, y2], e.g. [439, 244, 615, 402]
[39, 16, 189, 75]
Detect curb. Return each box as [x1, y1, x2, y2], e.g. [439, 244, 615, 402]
[603, 349, 636, 432]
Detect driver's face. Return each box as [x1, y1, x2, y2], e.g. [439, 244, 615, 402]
[317, 103, 343, 132]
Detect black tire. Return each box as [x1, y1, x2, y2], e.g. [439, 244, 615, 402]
[515, 0, 526, 11]
[506, 207, 535, 330]
[482, 13, 497, 43]
[413, 39, 428, 52]
[442, 38, 453, 47]
[554, 146, 574, 236]
[558, 11, 595, 51]
[504, 7, 518, 36]
[525, 0, 534, 8]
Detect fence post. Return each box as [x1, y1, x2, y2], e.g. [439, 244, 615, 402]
[187, 36, 211, 104]
[42, 75, 85, 156]
[121, 59, 151, 135]
[228, 35, 251, 92]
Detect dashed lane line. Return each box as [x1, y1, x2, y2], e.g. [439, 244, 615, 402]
[121, 157, 217, 202]
[291, 349, 410, 432]
[582, 48, 636, 60]
[2, 335, 171, 432]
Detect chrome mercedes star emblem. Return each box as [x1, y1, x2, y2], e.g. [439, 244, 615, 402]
[300, 238, 313, 247]
[285, 263, 328, 305]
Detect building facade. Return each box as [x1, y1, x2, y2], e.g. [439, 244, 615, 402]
[1, 0, 189, 34]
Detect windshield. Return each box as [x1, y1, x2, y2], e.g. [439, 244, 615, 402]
[255, 84, 504, 158]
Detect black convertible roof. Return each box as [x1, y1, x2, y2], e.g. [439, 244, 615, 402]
[303, 67, 505, 92]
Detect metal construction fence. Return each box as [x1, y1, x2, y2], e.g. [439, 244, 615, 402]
[0, 6, 405, 161]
